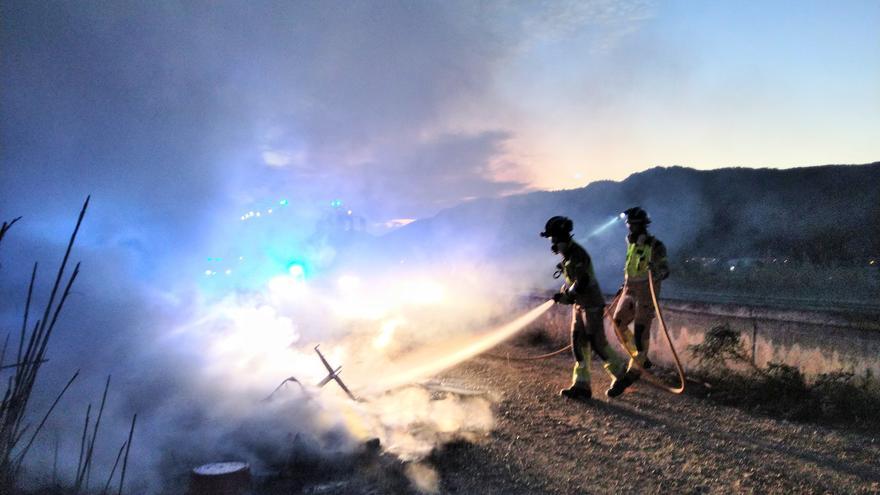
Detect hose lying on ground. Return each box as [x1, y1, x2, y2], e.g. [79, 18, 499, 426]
[483, 344, 572, 361]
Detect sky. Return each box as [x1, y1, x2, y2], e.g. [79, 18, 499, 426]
[1, 2, 879, 489]
[2, 0, 878, 232]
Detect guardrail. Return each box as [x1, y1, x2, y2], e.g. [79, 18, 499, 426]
[661, 289, 880, 315]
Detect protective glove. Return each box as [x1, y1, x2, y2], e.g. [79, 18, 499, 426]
[553, 292, 573, 305]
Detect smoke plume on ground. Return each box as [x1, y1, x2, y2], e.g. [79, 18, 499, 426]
[1, 224, 533, 492]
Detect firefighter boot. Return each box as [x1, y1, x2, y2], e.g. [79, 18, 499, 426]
[560, 361, 592, 401]
[560, 385, 592, 401]
[606, 370, 640, 398]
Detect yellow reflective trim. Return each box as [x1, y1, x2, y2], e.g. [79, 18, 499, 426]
[625, 242, 653, 278]
[572, 362, 590, 384]
[601, 351, 626, 378]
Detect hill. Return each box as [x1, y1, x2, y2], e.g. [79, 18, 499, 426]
[371, 162, 880, 302]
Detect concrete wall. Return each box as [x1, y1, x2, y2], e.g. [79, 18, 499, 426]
[521, 295, 880, 379]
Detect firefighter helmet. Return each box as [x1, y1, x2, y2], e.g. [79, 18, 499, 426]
[622, 207, 651, 225]
[540, 216, 573, 238]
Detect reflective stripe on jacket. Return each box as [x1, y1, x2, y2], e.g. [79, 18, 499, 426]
[624, 235, 668, 282]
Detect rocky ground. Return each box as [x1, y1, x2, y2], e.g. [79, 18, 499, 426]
[271, 340, 880, 495]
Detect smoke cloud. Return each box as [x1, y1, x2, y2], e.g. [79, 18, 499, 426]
[1, 210, 536, 491]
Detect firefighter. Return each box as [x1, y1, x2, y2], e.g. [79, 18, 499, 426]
[541, 216, 628, 401]
[607, 207, 670, 397]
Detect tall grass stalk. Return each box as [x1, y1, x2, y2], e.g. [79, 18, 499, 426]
[0, 198, 89, 488]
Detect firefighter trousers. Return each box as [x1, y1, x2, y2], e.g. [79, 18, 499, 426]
[612, 280, 659, 372]
[569, 304, 627, 388]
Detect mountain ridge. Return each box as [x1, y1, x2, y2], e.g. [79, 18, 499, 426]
[371, 162, 879, 294]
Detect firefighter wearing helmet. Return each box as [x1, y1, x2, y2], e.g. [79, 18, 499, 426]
[607, 207, 670, 397]
[541, 216, 628, 401]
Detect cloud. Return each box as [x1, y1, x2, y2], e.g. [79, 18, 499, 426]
[1, 0, 657, 233]
[295, 130, 529, 221]
[384, 219, 416, 230]
[513, 0, 654, 50]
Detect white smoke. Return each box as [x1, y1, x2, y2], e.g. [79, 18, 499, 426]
[10, 251, 534, 492]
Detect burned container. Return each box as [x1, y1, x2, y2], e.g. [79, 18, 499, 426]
[189, 461, 251, 495]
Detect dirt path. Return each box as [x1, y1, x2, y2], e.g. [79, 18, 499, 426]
[427, 342, 880, 495]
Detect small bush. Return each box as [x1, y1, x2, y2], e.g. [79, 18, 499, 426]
[688, 323, 753, 373]
[688, 322, 880, 427]
[811, 370, 877, 421]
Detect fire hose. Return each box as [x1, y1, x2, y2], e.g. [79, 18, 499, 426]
[484, 272, 686, 395]
[605, 271, 686, 394]
[484, 342, 572, 361]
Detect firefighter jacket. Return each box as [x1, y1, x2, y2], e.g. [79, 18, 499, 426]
[558, 240, 605, 308]
[624, 233, 670, 283]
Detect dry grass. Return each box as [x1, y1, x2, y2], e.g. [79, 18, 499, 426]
[1, 198, 88, 488]
[0, 198, 141, 494]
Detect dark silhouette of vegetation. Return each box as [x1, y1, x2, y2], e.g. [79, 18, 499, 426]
[1, 198, 88, 488]
[689, 323, 879, 425]
[688, 323, 754, 373]
[0, 198, 139, 494]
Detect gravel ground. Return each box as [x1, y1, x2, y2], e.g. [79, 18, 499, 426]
[276, 340, 880, 495]
[427, 343, 880, 495]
